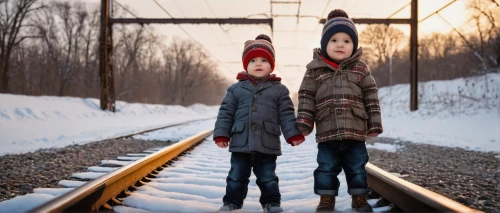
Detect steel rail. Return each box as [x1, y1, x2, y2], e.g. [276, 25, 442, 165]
[28, 129, 214, 212]
[104, 117, 215, 140]
[367, 163, 482, 212]
[28, 126, 481, 212]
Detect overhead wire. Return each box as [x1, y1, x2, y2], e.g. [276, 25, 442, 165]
[204, 0, 241, 59]
[142, 0, 474, 88]
[113, 0, 138, 18]
[151, 0, 235, 77]
[267, 0, 296, 86]
[312, 0, 332, 41]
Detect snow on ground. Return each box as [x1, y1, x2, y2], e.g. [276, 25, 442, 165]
[1, 74, 498, 156]
[0, 95, 219, 156]
[0, 73, 498, 212]
[378, 73, 500, 152]
[0, 119, 400, 212]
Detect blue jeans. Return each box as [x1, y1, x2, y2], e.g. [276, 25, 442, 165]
[223, 152, 280, 208]
[314, 140, 369, 196]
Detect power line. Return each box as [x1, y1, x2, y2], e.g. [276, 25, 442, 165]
[419, 0, 457, 23]
[152, 0, 174, 17]
[113, 0, 138, 18]
[387, 2, 410, 19]
[170, 0, 187, 16]
[204, 0, 241, 56]
[257, 0, 294, 86]
[312, 0, 332, 42]
[436, 13, 473, 49]
[151, 0, 235, 77]
[319, 0, 331, 20]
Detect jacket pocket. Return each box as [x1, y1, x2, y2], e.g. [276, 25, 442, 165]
[347, 73, 362, 85]
[351, 106, 368, 131]
[315, 107, 332, 134]
[346, 73, 363, 97]
[264, 121, 281, 136]
[262, 121, 281, 150]
[231, 121, 245, 133]
[351, 106, 368, 119]
[316, 107, 331, 122]
[230, 121, 246, 147]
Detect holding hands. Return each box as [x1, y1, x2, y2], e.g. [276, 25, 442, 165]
[291, 139, 305, 146]
[288, 133, 306, 147]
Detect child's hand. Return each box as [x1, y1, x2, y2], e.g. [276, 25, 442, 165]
[216, 141, 228, 148]
[291, 139, 305, 146]
[368, 133, 378, 137]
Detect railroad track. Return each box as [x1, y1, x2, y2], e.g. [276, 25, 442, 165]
[28, 129, 481, 212]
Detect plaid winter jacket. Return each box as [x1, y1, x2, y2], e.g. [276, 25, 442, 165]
[296, 48, 383, 143]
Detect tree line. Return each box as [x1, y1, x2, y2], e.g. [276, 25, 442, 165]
[360, 0, 499, 88]
[0, 0, 230, 106]
[1, 0, 498, 107]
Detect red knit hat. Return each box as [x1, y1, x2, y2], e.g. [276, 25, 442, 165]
[242, 34, 275, 71]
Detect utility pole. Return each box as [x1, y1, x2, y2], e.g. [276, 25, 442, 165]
[410, 0, 418, 111]
[389, 56, 393, 89]
[320, 0, 419, 111]
[99, 0, 273, 112]
[99, 0, 115, 111]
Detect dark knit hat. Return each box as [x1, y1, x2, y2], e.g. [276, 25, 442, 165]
[242, 34, 275, 71]
[321, 9, 358, 60]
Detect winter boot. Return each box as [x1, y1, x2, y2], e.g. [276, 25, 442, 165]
[315, 195, 335, 212]
[262, 203, 283, 213]
[219, 203, 241, 211]
[351, 195, 373, 212]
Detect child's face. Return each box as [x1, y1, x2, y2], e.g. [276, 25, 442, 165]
[246, 57, 272, 79]
[325, 32, 354, 62]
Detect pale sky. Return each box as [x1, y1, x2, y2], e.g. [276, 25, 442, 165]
[87, 0, 472, 92]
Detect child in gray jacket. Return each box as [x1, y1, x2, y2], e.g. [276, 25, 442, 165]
[213, 34, 304, 213]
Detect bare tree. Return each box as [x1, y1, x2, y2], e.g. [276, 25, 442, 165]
[466, 0, 500, 71]
[113, 24, 148, 100]
[420, 33, 460, 60]
[359, 24, 405, 66]
[0, 0, 39, 93]
[32, 3, 62, 94]
[2, 1, 230, 106]
[81, 7, 100, 97]
[161, 38, 221, 106]
[53, 1, 88, 96]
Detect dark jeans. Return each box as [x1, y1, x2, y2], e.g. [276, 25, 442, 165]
[223, 152, 280, 208]
[314, 140, 369, 196]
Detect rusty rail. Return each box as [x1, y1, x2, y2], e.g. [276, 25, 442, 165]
[28, 127, 481, 212]
[28, 129, 214, 212]
[367, 163, 482, 212]
[106, 117, 215, 140]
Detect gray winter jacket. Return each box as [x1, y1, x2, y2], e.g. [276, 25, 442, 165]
[213, 72, 302, 156]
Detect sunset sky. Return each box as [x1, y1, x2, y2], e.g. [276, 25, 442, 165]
[87, 0, 476, 92]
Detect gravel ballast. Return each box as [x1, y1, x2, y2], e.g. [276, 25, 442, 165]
[0, 137, 498, 212]
[367, 137, 500, 213]
[0, 139, 174, 202]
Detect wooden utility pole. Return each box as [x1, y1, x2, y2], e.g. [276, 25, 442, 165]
[99, 1, 273, 112]
[99, 0, 115, 111]
[320, 0, 419, 111]
[410, 0, 418, 111]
